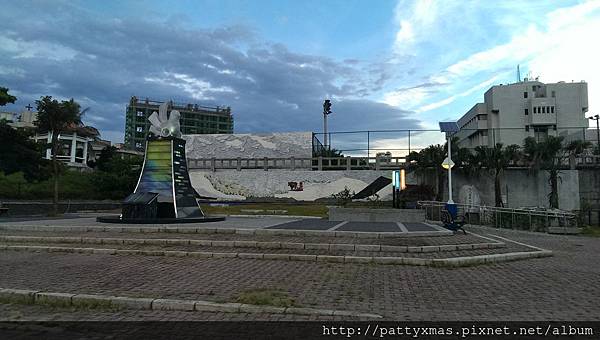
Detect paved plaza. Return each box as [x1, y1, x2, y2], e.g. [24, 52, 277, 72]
[0, 215, 599, 321]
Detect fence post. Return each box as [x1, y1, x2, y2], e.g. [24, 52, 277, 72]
[375, 154, 380, 171]
[211, 158, 216, 172]
[291, 157, 295, 171]
[318, 157, 323, 171]
[236, 157, 241, 171]
[263, 157, 268, 171]
[346, 156, 351, 171]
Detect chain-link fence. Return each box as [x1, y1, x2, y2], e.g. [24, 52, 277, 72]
[312, 127, 599, 157]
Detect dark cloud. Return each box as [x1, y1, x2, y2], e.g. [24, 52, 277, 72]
[0, 1, 421, 142]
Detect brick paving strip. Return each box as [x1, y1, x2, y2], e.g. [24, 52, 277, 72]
[0, 229, 483, 245]
[0, 235, 552, 267]
[0, 225, 451, 238]
[0, 235, 506, 253]
[0, 288, 382, 318]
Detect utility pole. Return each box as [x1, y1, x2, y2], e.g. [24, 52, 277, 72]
[323, 99, 332, 150]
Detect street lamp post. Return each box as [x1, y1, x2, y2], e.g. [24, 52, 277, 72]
[441, 139, 455, 204]
[439, 121, 459, 218]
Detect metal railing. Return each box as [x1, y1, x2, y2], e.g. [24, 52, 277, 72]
[187, 154, 600, 172]
[188, 155, 408, 171]
[417, 200, 578, 231]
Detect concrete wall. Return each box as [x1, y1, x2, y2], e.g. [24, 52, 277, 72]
[579, 169, 600, 209]
[184, 132, 312, 159]
[188, 167, 588, 211]
[189, 169, 393, 201]
[447, 169, 581, 210]
[1, 201, 120, 217]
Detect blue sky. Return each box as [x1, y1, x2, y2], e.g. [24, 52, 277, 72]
[1, 0, 599, 147]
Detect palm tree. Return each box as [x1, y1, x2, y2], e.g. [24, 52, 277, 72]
[407, 144, 446, 201]
[35, 96, 86, 216]
[471, 143, 520, 207]
[523, 136, 565, 209]
[565, 140, 592, 169]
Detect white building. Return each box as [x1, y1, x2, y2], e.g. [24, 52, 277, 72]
[33, 129, 96, 169]
[456, 80, 589, 148]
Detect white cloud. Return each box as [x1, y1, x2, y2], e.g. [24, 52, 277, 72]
[382, 86, 429, 108]
[0, 36, 79, 61]
[416, 75, 501, 113]
[144, 72, 235, 100]
[393, 0, 438, 52]
[386, 0, 600, 116]
[445, 1, 600, 79]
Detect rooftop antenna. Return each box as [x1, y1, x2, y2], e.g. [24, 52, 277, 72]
[517, 65, 521, 82]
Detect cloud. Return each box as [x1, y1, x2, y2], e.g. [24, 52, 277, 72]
[393, 0, 438, 52]
[416, 75, 502, 113]
[0, 1, 421, 143]
[384, 0, 600, 118]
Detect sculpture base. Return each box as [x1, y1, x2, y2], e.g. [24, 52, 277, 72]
[96, 215, 225, 224]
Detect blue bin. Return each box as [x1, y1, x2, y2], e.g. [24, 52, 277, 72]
[445, 203, 458, 219]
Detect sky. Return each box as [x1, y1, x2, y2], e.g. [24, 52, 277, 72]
[1, 0, 599, 148]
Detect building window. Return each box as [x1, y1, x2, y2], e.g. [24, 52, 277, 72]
[136, 110, 144, 117]
[525, 108, 529, 115]
[551, 106, 555, 113]
[523, 91, 528, 98]
[553, 125, 557, 130]
[135, 142, 142, 148]
[542, 107, 546, 113]
[534, 107, 537, 114]
[551, 91, 556, 98]
[136, 126, 143, 132]
[525, 125, 529, 132]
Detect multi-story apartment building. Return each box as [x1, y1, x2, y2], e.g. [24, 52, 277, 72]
[455, 80, 589, 148]
[124, 96, 234, 151]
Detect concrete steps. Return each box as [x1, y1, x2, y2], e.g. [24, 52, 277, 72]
[0, 229, 552, 267]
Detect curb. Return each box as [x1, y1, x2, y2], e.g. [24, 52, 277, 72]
[0, 244, 552, 267]
[227, 214, 323, 219]
[0, 225, 452, 238]
[0, 235, 505, 253]
[0, 288, 382, 318]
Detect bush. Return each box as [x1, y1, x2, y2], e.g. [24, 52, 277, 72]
[0, 153, 142, 200]
[331, 186, 355, 206]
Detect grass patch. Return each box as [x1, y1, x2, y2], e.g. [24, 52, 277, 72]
[235, 289, 296, 307]
[581, 226, 600, 237]
[201, 203, 328, 218]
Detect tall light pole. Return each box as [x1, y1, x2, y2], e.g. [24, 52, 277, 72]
[589, 114, 600, 147]
[323, 100, 332, 150]
[441, 138, 455, 204]
[439, 122, 459, 207]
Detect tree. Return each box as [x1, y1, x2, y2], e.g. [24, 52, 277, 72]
[523, 136, 565, 209]
[0, 121, 50, 181]
[313, 148, 344, 157]
[88, 145, 143, 199]
[407, 144, 446, 201]
[471, 143, 520, 207]
[565, 140, 591, 156]
[0, 87, 16, 106]
[35, 96, 85, 215]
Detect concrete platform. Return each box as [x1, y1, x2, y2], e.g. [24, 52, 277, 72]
[0, 215, 449, 235]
